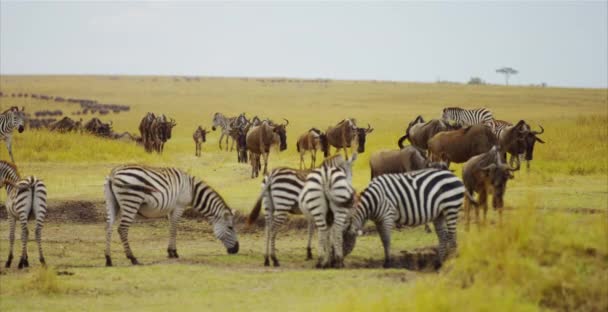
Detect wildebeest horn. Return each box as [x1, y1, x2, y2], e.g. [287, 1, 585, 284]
[480, 164, 497, 171]
[532, 125, 544, 135]
[283, 118, 289, 126]
[398, 134, 408, 149]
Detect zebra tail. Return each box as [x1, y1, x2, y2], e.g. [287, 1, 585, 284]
[247, 193, 263, 225]
[104, 178, 120, 224]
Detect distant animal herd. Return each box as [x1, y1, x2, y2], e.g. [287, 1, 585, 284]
[0, 103, 545, 270]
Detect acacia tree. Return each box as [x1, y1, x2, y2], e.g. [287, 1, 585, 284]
[496, 67, 518, 85]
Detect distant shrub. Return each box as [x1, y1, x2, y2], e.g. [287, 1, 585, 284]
[468, 77, 485, 85]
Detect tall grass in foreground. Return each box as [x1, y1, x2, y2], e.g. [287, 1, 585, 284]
[329, 197, 608, 312]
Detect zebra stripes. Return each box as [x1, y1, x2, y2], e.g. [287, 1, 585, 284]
[247, 154, 356, 267]
[299, 163, 356, 268]
[104, 165, 239, 266]
[441, 107, 495, 129]
[1, 106, 26, 163]
[1, 161, 48, 269]
[348, 168, 466, 268]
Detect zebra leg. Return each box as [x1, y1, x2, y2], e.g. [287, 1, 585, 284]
[269, 215, 286, 267]
[331, 221, 345, 268]
[5, 216, 16, 268]
[316, 228, 331, 269]
[432, 214, 449, 269]
[167, 208, 184, 259]
[218, 133, 224, 150]
[376, 220, 393, 268]
[105, 214, 114, 267]
[35, 217, 46, 266]
[18, 217, 29, 269]
[5, 138, 15, 163]
[306, 219, 314, 260]
[263, 207, 273, 266]
[118, 220, 139, 265]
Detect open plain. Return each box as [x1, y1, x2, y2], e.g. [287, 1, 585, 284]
[0, 75, 606, 311]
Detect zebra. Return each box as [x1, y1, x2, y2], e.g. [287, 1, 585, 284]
[0, 160, 48, 269]
[211, 112, 237, 151]
[347, 168, 473, 268]
[441, 107, 495, 130]
[299, 161, 356, 268]
[247, 154, 357, 267]
[104, 165, 239, 266]
[1, 106, 26, 163]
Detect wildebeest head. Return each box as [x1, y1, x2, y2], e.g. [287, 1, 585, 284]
[273, 118, 289, 151]
[162, 118, 177, 141]
[523, 125, 544, 161]
[479, 157, 518, 209]
[355, 124, 374, 153]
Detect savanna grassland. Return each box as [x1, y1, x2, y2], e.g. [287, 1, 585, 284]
[0, 76, 606, 311]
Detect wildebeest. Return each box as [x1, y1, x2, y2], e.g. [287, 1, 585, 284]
[236, 128, 249, 163]
[369, 146, 428, 179]
[193, 126, 208, 157]
[462, 146, 518, 229]
[427, 125, 497, 166]
[49, 117, 82, 133]
[246, 119, 288, 178]
[151, 115, 176, 153]
[397, 116, 459, 150]
[84, 118, 113, 137]
[495, 120, 545, 170]
[326, 119, 373, 158]
[296, 128, 329, 169]
[139, 113, 156, 152]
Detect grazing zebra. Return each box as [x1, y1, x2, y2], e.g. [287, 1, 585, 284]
[104, 165, 239, 266]
[347, 168, 471, 268]
[299, 162, 356, 268]
[247, 154, 357, 267]
[1, 106, 26, 163]
[0, 161, 47, 269]
[193, 126, 208, 157]
[441, 107, 495, 129]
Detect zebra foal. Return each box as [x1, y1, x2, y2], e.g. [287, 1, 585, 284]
[1, 106, 26, 163]
[1, 161, 47, 269]
[347, 168, 473, 268]
[104, 165, 239, 266]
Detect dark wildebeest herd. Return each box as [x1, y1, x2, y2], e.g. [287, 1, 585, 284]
[1, 104, 545, 271]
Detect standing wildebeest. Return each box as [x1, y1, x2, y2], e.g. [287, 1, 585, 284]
[495, 120, 545, 171]
[326, 119, 373, 158]
[369, 146, 428, 179]
[397, 116, 459, 150]
[139, 113, 156, 152]
[152, 115, 176, 153]
[193, 126, 208, 157]
[246, 120, 288, 178]
[296, 128, 329, 169]
[427, 125, 497, 166]
[462, 146, 518, 230]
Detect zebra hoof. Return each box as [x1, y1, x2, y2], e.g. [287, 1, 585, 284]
[39, 257, 46, 266]
[18, 257, 28, 269]
[5, 254, 13, 268]
[105, 255, 113, 267]
[128, 256, 140, 265]
[264, 257, 270, 267]
[383, 260, 392, 269]
[306, 248, 313, 260]
[167, 249, 179, 259]
[271, 257, 280, 267]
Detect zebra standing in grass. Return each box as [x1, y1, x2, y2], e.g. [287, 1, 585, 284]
[347, 168, 471, 269]
[299, 161, 356, 269]
[247, 154, 357, 267]
[211, 112, 236, 151]
[104, 165, 239, 266]
[1, 106, 26, 163]
[441, 107, 495, 130]
[1, 161, 47, 269]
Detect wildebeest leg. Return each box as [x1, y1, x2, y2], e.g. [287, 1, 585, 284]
[299, 150, 305, 170]
[464, 194, 472, 232]
[478, 190, 487, 228]
[262, 152, 269, 175]
[311, 149, 316, 169]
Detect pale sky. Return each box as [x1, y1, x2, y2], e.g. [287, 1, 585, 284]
[1, 1, 607, 88]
